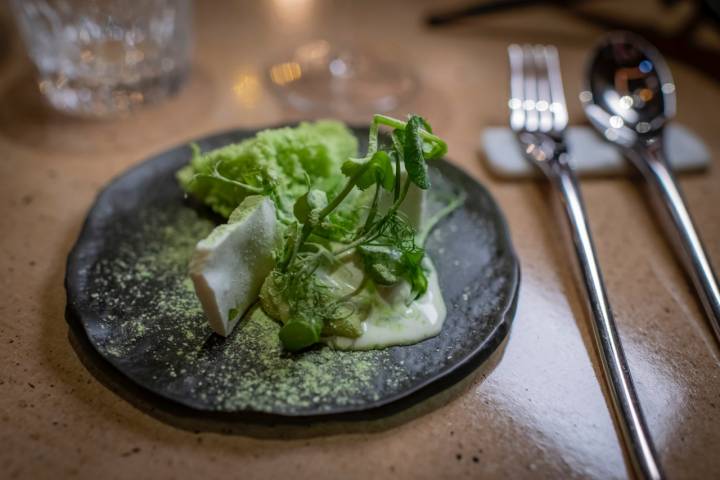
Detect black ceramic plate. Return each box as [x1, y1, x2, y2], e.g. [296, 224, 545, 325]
[65, 126, 520, 421]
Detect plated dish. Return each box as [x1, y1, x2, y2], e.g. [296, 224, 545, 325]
[64, 116, 520, 419]
[180, 115, 456, 351]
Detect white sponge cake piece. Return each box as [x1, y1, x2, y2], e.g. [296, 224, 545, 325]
[189, 196, 279, 336]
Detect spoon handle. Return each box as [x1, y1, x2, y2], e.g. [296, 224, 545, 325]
[632, 141, 720, 343]
[549, 159, 664, 480]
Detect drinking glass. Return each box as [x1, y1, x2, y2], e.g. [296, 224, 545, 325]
[264, 0, 418, 118]
[10, 0, 193, 116]
[267, 39, 418, 117]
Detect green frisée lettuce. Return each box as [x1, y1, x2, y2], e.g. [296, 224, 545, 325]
[177, 121, 358, 219]
[180, 114, 454, 352]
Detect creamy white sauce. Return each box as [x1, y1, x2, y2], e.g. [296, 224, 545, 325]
[322, 258, 446, 351]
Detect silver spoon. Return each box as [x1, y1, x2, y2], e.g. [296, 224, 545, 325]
[581, 31, 720, 344]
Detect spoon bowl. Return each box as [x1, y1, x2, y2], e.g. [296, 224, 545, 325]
[582, 32, 676, 147]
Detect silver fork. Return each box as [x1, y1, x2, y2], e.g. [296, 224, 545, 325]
[508, 44, 664, 480]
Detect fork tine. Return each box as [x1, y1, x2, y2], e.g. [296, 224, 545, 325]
[507, 44, 525, 132]
[521, 44, 539, 132]
[533, 45, 554, 133]
[544, 45, 568, 132]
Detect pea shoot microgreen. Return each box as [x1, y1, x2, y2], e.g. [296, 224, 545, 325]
[266, 114, 448, 351]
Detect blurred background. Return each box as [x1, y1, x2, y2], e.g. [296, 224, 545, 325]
[2, 2, 720, 479]
[1, 0, 719, 152]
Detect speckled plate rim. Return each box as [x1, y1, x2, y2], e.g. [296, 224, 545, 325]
[64, 125, 521, 423]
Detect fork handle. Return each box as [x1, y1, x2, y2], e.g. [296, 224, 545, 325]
[547, 158, 664, 480]
[630, 141, 720, 343]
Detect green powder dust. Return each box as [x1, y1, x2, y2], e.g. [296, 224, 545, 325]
[84, 205, 412, 414]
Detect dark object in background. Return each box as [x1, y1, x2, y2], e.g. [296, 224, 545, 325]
[426, 0, 586, 25]
[426, 0, 720, 80]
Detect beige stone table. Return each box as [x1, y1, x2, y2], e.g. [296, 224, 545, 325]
[1, 1, 719, 479]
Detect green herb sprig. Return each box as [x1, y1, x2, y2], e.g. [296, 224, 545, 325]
[262, 114, 447, 351]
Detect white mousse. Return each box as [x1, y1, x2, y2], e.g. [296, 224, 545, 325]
[190, 196, 279, 336]
[380, 167, 426, 230]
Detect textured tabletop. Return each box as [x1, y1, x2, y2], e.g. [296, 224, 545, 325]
[1, 1, 719, 479]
